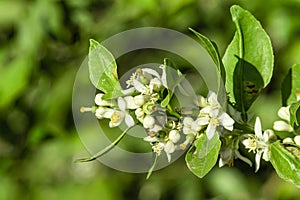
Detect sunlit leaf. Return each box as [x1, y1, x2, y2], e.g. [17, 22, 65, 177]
[223, 5, 274, 104]
[186, 133, 221, 178]
[270, 141, 300, 188]
[88, 39, 122, 99]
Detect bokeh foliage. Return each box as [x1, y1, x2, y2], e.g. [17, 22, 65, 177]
[1, 0, 300, 199]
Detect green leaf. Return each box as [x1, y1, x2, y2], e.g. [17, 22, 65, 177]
[189, 28, 226, 83]
[290, 100, 300, 128]
[281, 64, 300, 106]
[233, 57, 264, 120]
[270, 141, 300, 188]
[222, 5, 274, 104]
[185, 133, 221, 178]
[88, 39, 122, 99]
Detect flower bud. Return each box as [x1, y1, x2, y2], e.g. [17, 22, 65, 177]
[183, 117, 194, 127]
[169, 130, 180, 143]
[135, 108, 144, 118]
[273, 121, 293, 132]
[294, 135, 300, 146]
[134, 95, 145, 107]
[95, 93, 114, 106]
[164, 141, 175, 154]
[143, 115, 155, 129]
[277, 106, 290, 121]
[283, 137, 293, 144]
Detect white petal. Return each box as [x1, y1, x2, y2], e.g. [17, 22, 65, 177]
[241, 139, 250, 148]
[278, 106, 290, 122]
[125, 114, 135, 127]
[121, 87, 135, 95]
[206, 122, 216, 140]
[262, 148, 270, 161]
[183, 117, 194, 127]
[117, 97, 126, 111]
[254, 152, 262, 173]
[254, 117, 263, 139]
[219, 158, 226, 168]
[144, 136, 158, 142]
[102, 109, 114, 118]
[197, 116, 210, 126]
[133, 80, 146, 93]
[149, 125, 162, 132]
[142, 68, 160, 78]
[219, 112, 234, 131]
[160, 65, 168, 88]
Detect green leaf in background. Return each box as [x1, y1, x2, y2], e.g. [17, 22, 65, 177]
[270, 141, 300, 188]
[281, 64, 300, 106]
[88, 39, 122, 99]
[186, 133, 221, 178]
[222, 5, 274, 104]
[233, 57, 264, 121]
[189, 28, 226, 83]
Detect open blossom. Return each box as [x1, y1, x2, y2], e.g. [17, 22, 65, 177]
[196, 91, 234, 139]
[242, 117, 274, 172]
[273, 106, 293, 132]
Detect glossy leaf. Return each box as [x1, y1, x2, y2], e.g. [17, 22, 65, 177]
[281, 64, 300, 106]
[186, 133, 221, 178]
[223, 5, 274, 103]
[88, 39, 122, 99]
[233, 57, 264, 120]
[270, 141, 300, 188]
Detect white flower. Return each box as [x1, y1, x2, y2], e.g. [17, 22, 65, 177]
[169, 130, 180, 143]
[273, 106, 293, 132]
[242, 117, 274, 172]
[143, 115, 156, 129]
[104, 97, 135, 128]
[198, 109, 234, 140]
[108, 110, 125, 127]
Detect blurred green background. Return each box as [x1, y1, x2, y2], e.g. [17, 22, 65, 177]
[1, 0, 300, 199]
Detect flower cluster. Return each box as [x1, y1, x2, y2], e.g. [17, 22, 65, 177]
[80, 65, 299, 176]
[81, 66, 237, 163]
